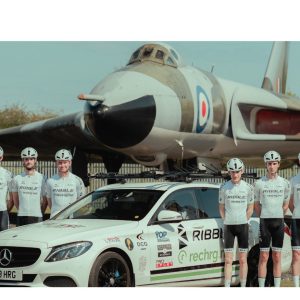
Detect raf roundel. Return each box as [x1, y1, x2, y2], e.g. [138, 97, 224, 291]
[196, 86, 210, 133]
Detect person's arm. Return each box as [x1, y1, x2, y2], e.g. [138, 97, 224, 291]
[219, 203, 225, 220]
[289, 194, 295, 213]
[41, 196, 48, 214]
[7, 192, 14, 212]
[283, 200, 290, 215]
[253, 181, 261, 216]
[47, 197, 52, 210]
[12, 192, 19, 210]
[254, 201, 261, 217]
[246, 203, 254, 220]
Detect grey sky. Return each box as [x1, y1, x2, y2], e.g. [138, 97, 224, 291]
[0, 41, 300, 114]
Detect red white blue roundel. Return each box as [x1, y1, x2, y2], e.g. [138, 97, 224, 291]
[196, 86, 210, 133]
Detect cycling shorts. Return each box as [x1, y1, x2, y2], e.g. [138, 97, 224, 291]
[291, 219, 300, 251]
[259, 218, 284, 252]
[0, 211, 9, 231]
[17, 216, 42, 226]
[223, 224, 249, 253]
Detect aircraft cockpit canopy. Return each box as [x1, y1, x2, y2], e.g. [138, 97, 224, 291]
[127, 43, 182, 68]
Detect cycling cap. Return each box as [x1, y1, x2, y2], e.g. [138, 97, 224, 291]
[55, 149, 72, 161]
[21, 147, 38, 159]
[226, 158, 244, 172]
[264, 150, 281, 163]
[0, 146, 3, 157]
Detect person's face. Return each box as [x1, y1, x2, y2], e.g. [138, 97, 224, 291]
[56, 160, 71, 173]
[22, 157, 36, 170]
[229, 170, 243, 183]
[266, 161, 279, 174]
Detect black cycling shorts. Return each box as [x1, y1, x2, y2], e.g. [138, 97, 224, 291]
[291, 219, 300, 251]
[17, 216, 42, 226]
[0, 211, 9, 231]
[223, 224, 249, 252]
[259, 218, 284, 252]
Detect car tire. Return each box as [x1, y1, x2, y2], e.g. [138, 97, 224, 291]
[88, 251, 132, 287]
[246, 247, 274, 287]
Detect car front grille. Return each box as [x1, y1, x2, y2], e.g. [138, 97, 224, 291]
[0, 247, 41, 268]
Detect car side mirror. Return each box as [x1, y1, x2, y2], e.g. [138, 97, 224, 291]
[157, 210, 183, 223]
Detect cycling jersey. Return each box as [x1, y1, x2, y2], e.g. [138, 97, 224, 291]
[223, 224, 249, 252]
[46, 172, 86, 217]
[290, 173, 300, 219]
[0, 166, 13, 211]
[11, 171, 46, 218]
[219, 180, 254, 225]
[254, 175, 290, 218]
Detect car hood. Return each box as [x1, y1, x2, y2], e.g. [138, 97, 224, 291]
[0, 219, 139, 247]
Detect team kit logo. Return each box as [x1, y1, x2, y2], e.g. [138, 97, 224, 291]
[196, 85, 210, 133]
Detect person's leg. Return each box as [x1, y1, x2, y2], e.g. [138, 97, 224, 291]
[237, 224, 249, 287]
[224, 251, 233, 287]
[223, 225, 235, 287]
[291, 219, 300, 287]
[238, 252, 248, 287]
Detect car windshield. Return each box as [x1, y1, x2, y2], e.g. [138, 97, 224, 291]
[52, 189, 164, 221]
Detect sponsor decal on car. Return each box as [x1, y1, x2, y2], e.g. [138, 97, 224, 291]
[125, 238, 134, 251]
[157, 244, 172, 251]
[158, 251, 172, 257]
[136, 241, 148, 250]
[104, 237, 121, 244]
[177, 249, 224, 264]
[43, 223, 85, 228]
[155, 259, 173, 268]
[155, 231, 170, 242]
[139, 256, 147, 272]
[193, 228, 223, 241]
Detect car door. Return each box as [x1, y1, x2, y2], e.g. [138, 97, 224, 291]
[144, 188, 200, 286]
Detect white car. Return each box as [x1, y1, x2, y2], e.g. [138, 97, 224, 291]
[0, 181, 292, 287]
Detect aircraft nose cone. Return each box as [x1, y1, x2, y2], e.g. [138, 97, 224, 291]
[85, 95, 156, 148]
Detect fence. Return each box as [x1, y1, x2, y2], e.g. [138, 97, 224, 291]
[2, 161, 300, 192]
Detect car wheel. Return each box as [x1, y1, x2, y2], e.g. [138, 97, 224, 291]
[88, 251, 132, 287]
[246, 247, 274, 287]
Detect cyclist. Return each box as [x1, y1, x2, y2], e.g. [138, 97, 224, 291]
[254, 150, 290, 287]
[289, 152, 300, 287]
[46, 149, 86, 218]
[0, 146, 13, 231]
[11, 147, 47, 226]
[219, 158, 254, 287]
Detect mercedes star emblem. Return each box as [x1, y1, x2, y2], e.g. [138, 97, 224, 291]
[0, 249, 12, 267]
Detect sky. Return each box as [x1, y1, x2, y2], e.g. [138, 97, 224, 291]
[1, 41, 300, 114]
[0, 0, 300, 116]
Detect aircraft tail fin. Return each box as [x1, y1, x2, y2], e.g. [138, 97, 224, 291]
[262, 42, 289, 94]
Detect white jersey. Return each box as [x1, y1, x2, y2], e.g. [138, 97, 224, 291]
[0, 167, 13, 211]
[46, 172, 86, 217]
[289, 173, 300, 219]
[11, 171, 46, 217]
[254, 175, 290, 219]
[219, 180, 254, 225]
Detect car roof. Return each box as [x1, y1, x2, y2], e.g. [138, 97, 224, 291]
[94, 181, 221, 192]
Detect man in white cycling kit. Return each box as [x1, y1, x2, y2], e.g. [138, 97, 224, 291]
[46, 149, 86, 218]
[289, 152, 300, 287]
[11, 147, 47, 226]
[0, 146, 13, 231]
[254, 150, 290, 287]
[219, 158, 254, 287]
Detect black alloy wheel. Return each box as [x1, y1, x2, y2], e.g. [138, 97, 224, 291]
[88, 252, 132, 287]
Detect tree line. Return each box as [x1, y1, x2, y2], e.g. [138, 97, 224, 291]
[0, 104, 59, 129]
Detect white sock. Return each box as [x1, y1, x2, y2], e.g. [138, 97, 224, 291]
[224, 279, 231, 287]
[258, 277, 265, 287]
[240, 279, 247, 287]
[274, 277, 281, 287]
[293, 276, 299, 287]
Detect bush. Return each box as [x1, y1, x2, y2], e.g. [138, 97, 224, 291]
[0, 104, 59, 129]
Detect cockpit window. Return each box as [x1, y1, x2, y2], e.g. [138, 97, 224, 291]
[143, 47, 153, 57]
[155, 50, 165, 60]
[127, 43, 180, 67]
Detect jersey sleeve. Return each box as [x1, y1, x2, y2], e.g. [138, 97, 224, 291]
[219, 183, 225, 204]
[253, 180, 261, 203]
[76, 176, 86, 199]
[284, 179, 291, 203]
[10, 176, 18, 193]
[247, 184, 254, 204]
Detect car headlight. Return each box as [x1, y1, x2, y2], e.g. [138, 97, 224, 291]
[45, 241, 93, 262]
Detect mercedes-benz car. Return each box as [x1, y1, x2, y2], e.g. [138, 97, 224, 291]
[0, 181, 292, 287]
